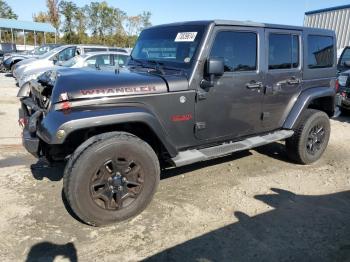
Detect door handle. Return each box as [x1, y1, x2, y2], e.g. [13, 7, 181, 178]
[287, 78, 301, 85]
[246, 81, 263, 90]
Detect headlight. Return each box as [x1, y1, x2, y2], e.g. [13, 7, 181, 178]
[338, 75, 348, 86]
[21, 73, 39, 82]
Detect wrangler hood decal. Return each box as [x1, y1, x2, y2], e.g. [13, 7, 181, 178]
[50, 68, 168, 103]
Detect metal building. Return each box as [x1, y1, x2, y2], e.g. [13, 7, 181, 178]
[0, 18, 56, 48]
[304, 5, 350, 50]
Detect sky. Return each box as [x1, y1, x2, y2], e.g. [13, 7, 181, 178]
[7, 0, 350, 26]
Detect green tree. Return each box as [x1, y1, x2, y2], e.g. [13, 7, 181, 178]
[141, 11, 152, 30]
[84, 2, 100, 38]
[59, 0, 78, 43]
[31, 0, 151, 47]
[85, 1, 127, 44]
[33, 12, 55, 44]
[46, 0, 60, 35]
[75, 8, 88, 43]
[126, 12, 152, 37]
[0, 0, 18, 19]
[33, 11, 50, 23]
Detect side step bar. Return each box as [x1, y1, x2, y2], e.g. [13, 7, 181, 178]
[171, 130, 294, 167]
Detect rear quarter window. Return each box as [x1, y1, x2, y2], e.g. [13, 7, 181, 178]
[308, 35, 334, 69]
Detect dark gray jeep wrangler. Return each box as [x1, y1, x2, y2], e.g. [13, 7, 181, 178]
[18, 20, 336, 226]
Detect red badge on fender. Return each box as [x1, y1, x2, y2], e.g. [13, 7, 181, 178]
[171, 114, 192, 122]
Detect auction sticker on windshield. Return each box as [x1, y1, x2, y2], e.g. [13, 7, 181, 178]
[175, 32, 198, 42]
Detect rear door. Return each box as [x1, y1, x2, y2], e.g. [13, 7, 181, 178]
[262, 29, 302, 131]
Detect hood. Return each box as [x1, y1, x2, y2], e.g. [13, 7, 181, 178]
[49, 68, 178, 104]
[22, 65, 59, 77]
[16, 59, 53, 77]
[16, 57, 37, 67]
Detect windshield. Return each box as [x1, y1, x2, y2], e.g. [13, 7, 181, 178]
[130, 25, 206, 69]
[32, 46, 51, 55]
[38, 46, 67, 59]
[61, 56, 81, 67]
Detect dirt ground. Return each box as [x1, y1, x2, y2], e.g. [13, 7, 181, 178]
[0, 72, 350, 262]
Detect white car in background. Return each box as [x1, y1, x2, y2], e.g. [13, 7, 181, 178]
[18, 51, 130, 88]
[13, 45, 128, 81]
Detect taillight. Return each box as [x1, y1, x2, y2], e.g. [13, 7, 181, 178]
[335, 79, 339, 93]
[58, 92, 71, 111]
[18, 117, 28, 128]
[61, 101, 71, 111]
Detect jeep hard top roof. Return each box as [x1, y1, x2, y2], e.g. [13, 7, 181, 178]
[148, 20, 335, 35]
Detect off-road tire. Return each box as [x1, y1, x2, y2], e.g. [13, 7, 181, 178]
[286, 109, 330, 165]
[63, 132, 160, 226]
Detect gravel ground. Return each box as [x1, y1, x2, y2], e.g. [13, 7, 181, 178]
[0, 72, 350, 262]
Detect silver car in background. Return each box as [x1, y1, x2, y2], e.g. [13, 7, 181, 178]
[13, 45, 128, 80]
[18, 51, 130, 88]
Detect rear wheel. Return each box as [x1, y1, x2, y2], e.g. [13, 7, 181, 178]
[286, 109, 330, 164]
[63, 132, 160, 226]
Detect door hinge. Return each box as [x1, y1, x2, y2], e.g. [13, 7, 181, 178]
[195, 122, 206, 131]
[261, 112, 270, 120]
[196, 91, 207, 101]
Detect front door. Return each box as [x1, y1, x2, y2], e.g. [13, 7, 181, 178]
[262, 29, 302, 131]
[195, 27, 264, 141]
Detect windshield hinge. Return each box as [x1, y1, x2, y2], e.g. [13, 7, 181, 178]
[195, 122, 206, 131]
[196, 91, 207, 101]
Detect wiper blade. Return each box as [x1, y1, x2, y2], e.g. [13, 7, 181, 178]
[129, 56, 163, 73]
[147, 60, 165, 75]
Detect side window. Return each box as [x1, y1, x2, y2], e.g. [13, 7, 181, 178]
[113, 54, 129, 66]
[85, 55, 97, 66]
[339, 48, 350, 66]
[86, 55, 111, 66]
[57, 47, 76, 61]
[308, 35, 334, 68]
[210, 31, 257, 72]
[269, 33, 299, 70]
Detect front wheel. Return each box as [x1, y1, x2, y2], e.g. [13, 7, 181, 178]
[63, 132, 160, 226]
[286, 109, 330, 165]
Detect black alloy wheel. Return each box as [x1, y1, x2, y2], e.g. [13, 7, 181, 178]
[90, 158, 144, 210]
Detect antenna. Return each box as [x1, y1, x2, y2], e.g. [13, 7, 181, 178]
[115, 55, 120, 74]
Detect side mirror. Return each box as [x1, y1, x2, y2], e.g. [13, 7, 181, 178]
[207, 57, 224, 76]
[200, 57, 224, 88]
[52, 55, 58, 65]
[344, 61, 350, 67]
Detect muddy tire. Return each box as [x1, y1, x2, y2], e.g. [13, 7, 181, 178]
[63, 132, 160, 226]
[286, 109, 330, 165]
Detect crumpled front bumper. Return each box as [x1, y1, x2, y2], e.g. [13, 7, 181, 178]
[22, 128, 40, 158]
[19, 103, 42, 158]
